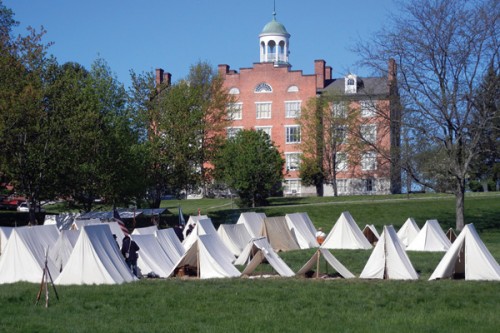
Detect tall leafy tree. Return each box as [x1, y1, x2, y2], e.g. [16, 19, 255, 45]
[355, 0, 499, 230]
[213, 130, 284, 208]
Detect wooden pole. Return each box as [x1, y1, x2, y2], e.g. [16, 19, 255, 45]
[316, 250, 320, 278]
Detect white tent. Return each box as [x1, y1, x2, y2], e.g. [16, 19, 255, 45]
[236, 212, 266, 238]
[55, 224, 136, 285]
[0, 226, 13, 255]
[429, 224, 500, 281]
[360, 225, 419, 280]
[362, 224, 380, 245]
[45, 212, 80, 231]
[156, 228, 185, 264]
[235, 237, 295, 277]
[297, 248, 355, 279]
[131, 234, 175, 278]
[182, 215, 209, 238]
[182, 219, 235, 263]
[49, 229, 80, 272]
[321, 211, 372, 250]
[263, 216, 301, 252]
[446, 228, 457, 243]
[397, 218, 420, 248]
[71, 218, 101, 230]
[132, 225, 158, 235]
[406, 219, 451, 252]
[0, 225, 60, 284]
[169, 234, 241, 279]
[285, 213, 319, 249]
[217, 224, 252, 257]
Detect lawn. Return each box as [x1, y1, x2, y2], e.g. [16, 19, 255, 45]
[0, 193, 499, 332]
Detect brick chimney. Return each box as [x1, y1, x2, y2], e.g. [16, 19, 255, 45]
[325, 66, 332, 81]
[388, 58, 397, 86]
[218, 64, 230, 78]
[314, 60, 326, 89]
[155, 68, 164, 86]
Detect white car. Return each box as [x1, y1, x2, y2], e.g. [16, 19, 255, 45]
[17, 202, 45, 213]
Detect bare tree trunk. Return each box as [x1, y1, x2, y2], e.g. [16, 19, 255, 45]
[455, 180, 466, 231]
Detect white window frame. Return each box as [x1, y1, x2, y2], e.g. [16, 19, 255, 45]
[255, 126, 272, 140]
[361, 100, 377, 117]
[226, 127, 243, 139]
[285, 125, 301, 144]
[285, 152, 301, 171]
[361, 151, 377, 171]
[332, 102, 347, 118]
[360, 124, 377, 144]
[284, 179, 301, 195]
[256, 102, 272, 119]
[336, 179, 348, 193]
[335, 152, 348, 171]
[285, 100, 301, 118]
[227, 102, 242, 120]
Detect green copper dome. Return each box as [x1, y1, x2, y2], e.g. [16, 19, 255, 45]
[260, 16, 289, 36]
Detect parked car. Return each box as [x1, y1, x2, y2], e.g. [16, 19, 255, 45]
[16, 202, 45, 213]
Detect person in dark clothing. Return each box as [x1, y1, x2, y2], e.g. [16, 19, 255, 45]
[186, 223, 195, 237]
[173, 225, 184, 242]
[121, 235, 140, 277]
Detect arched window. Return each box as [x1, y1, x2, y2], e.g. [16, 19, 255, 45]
[347, 78, 355, 85]
[254, 82, 273, 93]
[229, 87, 240, 94]
[287, 85, 299, 93]
[268, 40, 276, 54]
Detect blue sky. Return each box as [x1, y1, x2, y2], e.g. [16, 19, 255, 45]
[6, 0, 395, 88]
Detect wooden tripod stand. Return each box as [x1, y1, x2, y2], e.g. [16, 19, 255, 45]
[35, 250, 59, 307]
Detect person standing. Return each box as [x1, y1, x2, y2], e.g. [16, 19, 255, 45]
[121, 235, 140, 277]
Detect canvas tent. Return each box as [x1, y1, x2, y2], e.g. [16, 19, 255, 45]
[235, 237, 295, 277]
[156, 228, 185, 263]
[131, 234, 175, 278]
[360, 225, 419, 280]
[49, 229, 80, 272]
[45, 212, 80, 231]
[217, 224, 252, 257]
[362, 224, 380, 245]
[263, 216, 301, 252]
[0, 226, 13, 255]
[236, 212, 266, 238]
[321, 211, 372, 250]
[183, 215, 209, 238]
[169, 234, 241, 279]
[55, 224, 136, 285]
[406, 219, 451, 252]
[429, 224, 500, 281]
[0, 225, 60, 284]
[397, 218, 420, 248]
[446, 228, 457, 243]
[132, 225, 158, 235]
[297, 248, 355, 279]
[285, 213, 319, 249]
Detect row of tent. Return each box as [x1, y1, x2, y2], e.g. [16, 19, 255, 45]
[0, 210, 498, 284]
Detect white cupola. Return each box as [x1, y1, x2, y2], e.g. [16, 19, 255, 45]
[259, 11, 290, 67]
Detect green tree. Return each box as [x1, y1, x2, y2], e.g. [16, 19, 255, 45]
[214, 129, 284, 208]
[355, 0, 499, 230]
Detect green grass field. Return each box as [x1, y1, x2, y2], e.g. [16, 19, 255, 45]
[1, 193, 499, 332]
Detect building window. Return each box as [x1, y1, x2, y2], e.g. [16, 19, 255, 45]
[364, 178, 374, 192]
[255, 126, 272, 139]
[287, 85, 299, 93]
[361, 100, 376, 117]
[227, 103, 242, 120]
[361, 151, 377, 171]
[285, 126, 301, 144]
[335, 153, 348, 171]
[227, 127, 243, 139]
[332, 102, 347, 118]
[256, 102, 272, 119]
[285, 153, 301, 171]
[229, 87, 240, 95]
[285, 101, 301, 118]
[336, 179, 348, 193]
[255, 82, 273, 93]
[332, 125, 347, 144]
[360, 124, 377, 144]
[284, 179, 301, 195]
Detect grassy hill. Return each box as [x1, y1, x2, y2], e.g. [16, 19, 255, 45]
[0, 193, 499, 332]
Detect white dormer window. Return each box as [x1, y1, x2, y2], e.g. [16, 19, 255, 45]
[255, 82, 273, 93]
[345, 74, 357, 94]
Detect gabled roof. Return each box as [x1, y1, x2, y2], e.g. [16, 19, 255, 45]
[320, 77, 389, 97]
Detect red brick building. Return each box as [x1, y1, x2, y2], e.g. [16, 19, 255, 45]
[156, 12, 401, 197]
